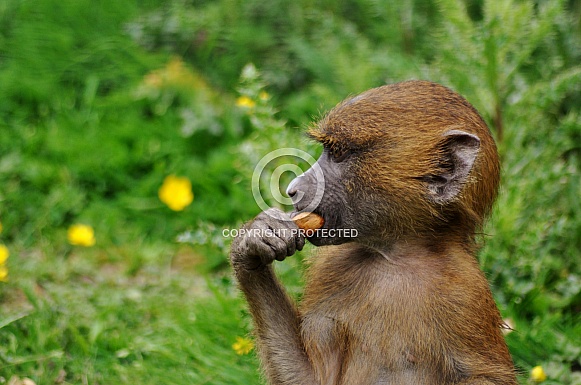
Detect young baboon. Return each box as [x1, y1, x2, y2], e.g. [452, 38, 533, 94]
[230, 80, 517, 385]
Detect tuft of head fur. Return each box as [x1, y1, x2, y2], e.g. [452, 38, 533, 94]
[309, 80, 500, 244]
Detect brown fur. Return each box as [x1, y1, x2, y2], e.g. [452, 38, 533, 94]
[300, 243, 515, 384]
[309, 81, 500, 243]
[230, 81, 516, 385]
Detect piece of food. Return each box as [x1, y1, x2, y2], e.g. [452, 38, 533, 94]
[291, 212, 324, 231]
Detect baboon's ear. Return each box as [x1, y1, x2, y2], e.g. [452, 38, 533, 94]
[422, 129, 480, 204]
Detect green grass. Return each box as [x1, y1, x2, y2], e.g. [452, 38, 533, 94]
[1, 239, 308, 383]
[0, 0, 580, 383]
[1, 244, 259, 383]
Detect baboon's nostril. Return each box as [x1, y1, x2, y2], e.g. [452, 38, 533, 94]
[286, 176, 302, 198]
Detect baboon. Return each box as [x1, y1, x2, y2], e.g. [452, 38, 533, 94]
[230, 80, 517, 385]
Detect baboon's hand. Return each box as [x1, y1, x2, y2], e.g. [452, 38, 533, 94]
[230, 208, 306, 272]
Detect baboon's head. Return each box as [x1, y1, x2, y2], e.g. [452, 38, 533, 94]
[287, 80, 500, 247]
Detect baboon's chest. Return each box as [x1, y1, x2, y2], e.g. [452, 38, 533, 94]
[299, 258, 441, 384]
[300, 307, 434, 385]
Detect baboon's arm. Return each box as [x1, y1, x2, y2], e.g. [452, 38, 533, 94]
[230, 208, 317, 385]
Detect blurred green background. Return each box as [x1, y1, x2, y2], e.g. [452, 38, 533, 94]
[0, 0, 579, 384]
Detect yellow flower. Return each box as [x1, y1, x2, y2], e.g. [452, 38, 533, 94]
[144, 72, 163, 89]
[259, 91, 270, 101]
[531, 365, 547, 382]
[67, 224, 96, 247]
[158, 175, 194, 211]
[142, 57, 200, 91]
[0, 265, 8, 282]
[0, 244, 8, 282]
[236, 96, 256, 109]
[232, 336, 254, 355]
[0, 244, 9, 264]
[165, 57, 186, 84]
